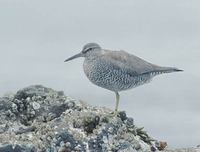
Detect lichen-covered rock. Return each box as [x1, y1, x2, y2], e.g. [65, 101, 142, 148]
[0, 85, 199, 152]
[0, 144, 36, 152]
[164, 148, 200, 152]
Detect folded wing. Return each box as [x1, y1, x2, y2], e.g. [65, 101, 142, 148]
[102, 50, 158, 76]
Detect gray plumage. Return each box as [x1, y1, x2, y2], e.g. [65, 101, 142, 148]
[65, 43, 182, 114]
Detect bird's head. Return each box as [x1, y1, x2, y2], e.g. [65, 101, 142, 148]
[64, 43, 101, 62]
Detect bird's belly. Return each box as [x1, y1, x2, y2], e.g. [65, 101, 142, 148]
[83, 60, 152, 92]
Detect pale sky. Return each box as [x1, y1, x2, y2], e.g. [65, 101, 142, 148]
[0, 0, 200, 148]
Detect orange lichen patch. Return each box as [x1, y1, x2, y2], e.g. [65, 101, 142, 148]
[158, 141, 167, 151]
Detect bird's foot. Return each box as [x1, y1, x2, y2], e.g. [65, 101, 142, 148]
[108, 111, 119, 117]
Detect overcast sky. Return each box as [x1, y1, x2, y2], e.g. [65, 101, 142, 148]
[0, 0, 200, 148]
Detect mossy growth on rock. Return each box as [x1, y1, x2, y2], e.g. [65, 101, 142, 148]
[83, 115, 100, 134]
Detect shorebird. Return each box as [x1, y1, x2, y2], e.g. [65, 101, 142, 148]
[65, 43, 182, 114]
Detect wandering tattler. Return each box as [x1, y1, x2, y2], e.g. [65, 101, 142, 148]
[65, 43, 182, 114]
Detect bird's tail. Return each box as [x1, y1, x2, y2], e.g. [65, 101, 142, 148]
[152, 66, 183, 75]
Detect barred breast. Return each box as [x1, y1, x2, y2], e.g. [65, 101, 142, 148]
[83, 57, 153, 92]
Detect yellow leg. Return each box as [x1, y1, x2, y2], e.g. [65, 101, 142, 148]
[114, 92, 120, 115]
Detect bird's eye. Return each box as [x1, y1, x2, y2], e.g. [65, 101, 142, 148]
[87, 48, 92, 51]
[84, 48, 92, 53]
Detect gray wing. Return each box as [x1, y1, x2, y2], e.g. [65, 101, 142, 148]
[102, 50, 159, 76]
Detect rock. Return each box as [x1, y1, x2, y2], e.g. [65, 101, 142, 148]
[164, 148, 200, 152]
[83, 115, 100, 134]
[118, 111, 127, 121]
[156, 141, 167, 151]
[0, 85, 199, 152]
[0, 144, 36, 152]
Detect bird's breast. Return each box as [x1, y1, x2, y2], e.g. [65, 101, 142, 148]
[83, 58, 131, 91]
[83, 58, 153, 92]
[83, 59, 101, 82]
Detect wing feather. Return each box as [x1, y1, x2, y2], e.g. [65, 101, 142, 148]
[102, 50, 158, 76]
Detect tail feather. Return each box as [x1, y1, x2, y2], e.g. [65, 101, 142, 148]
[147, 67, 183, 76]
[158, 67, 183, 73]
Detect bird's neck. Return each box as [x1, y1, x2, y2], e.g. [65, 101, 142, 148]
[85, 50, 103, 61]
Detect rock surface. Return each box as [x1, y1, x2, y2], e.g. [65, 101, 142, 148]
[0, 85, 199, 152]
